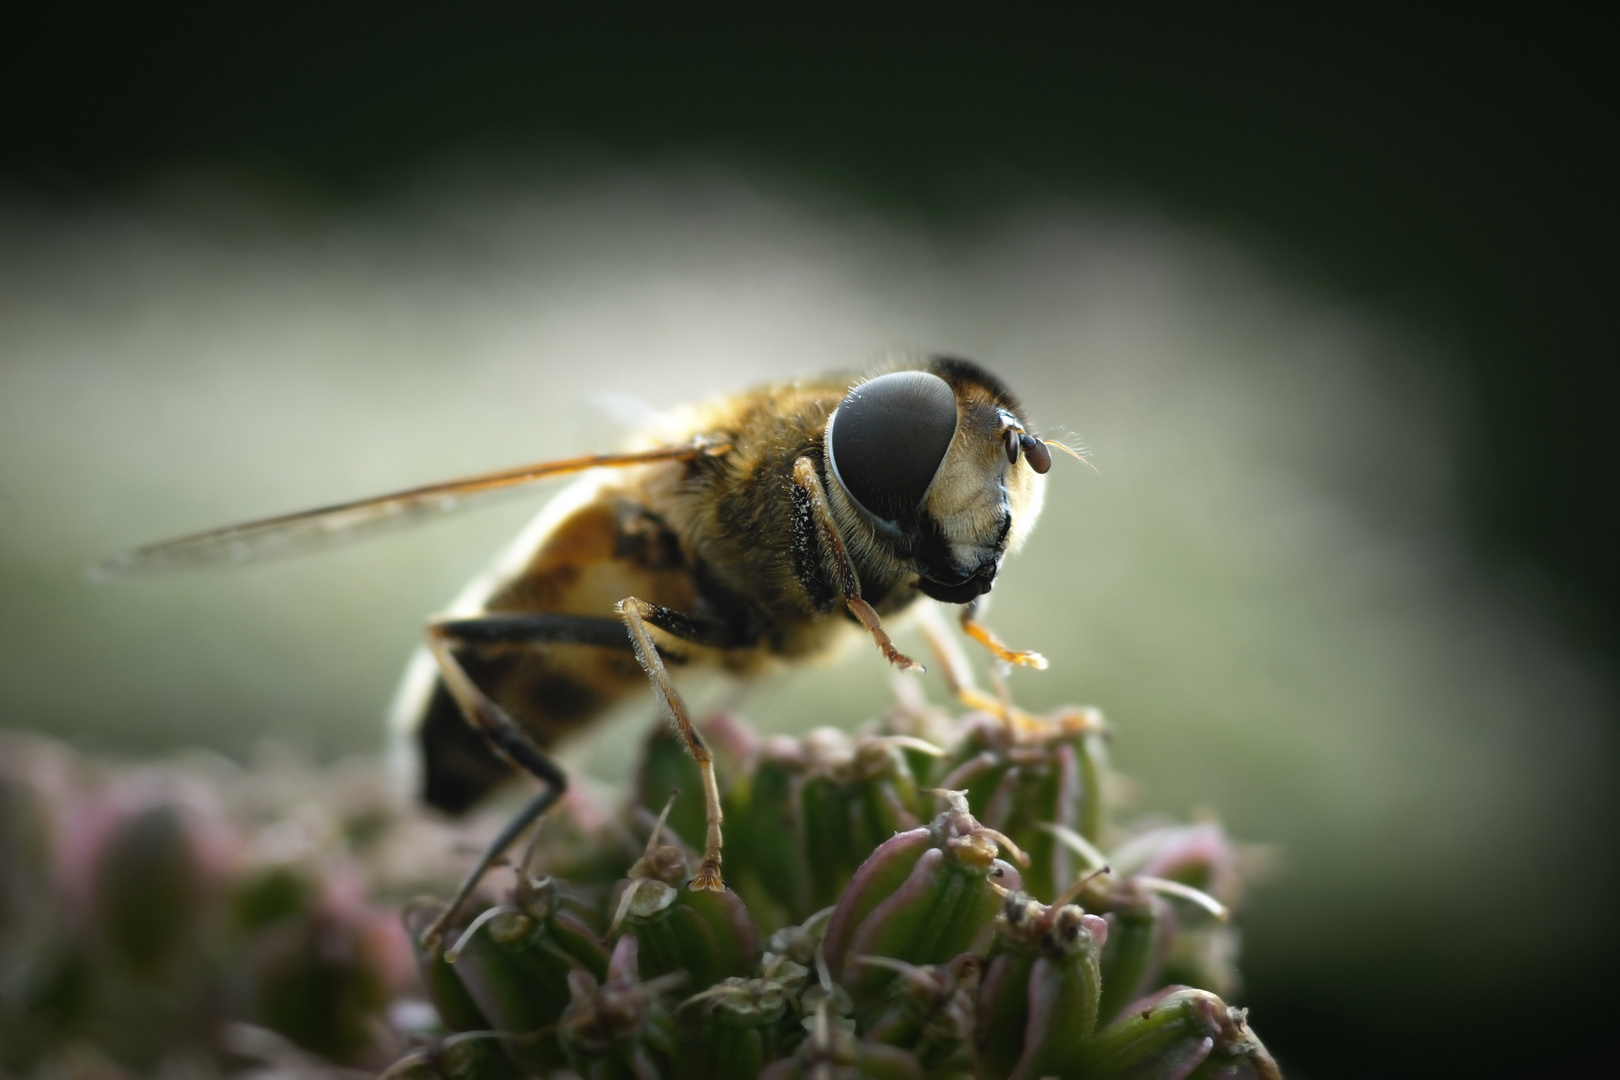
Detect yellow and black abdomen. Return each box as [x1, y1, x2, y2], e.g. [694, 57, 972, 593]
[394, 469, 701, 813]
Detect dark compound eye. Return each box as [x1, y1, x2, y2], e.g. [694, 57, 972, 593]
[827, 371, 958, 523]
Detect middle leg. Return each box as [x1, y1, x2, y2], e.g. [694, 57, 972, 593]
[616, 596, 738, 891]
[612, 595, 741, 893]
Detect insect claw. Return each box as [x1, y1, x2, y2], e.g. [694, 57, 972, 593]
[689, 856, 726, 892]
[1010, 649, 1048, 670]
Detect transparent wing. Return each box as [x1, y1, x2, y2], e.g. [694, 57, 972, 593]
[91, 438, 730, 579]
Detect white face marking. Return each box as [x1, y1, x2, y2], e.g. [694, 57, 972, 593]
[1003, 455, 1047, 556]
[924, 428, 1046, 589]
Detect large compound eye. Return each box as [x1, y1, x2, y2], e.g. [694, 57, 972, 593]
[827, 371, 958, 523]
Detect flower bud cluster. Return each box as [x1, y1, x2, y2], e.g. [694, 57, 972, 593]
[2, 687, 1279, 1078]
[405, 702, 1276, 1078]
[0, 735, 421, 1075]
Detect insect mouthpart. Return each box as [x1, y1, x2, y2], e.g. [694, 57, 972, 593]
[914, 514, 1010, 605]
[915, 564, 998, 604]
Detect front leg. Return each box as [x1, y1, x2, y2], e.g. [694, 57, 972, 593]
[912, 600, 1047, 729]
[791, 455, 922, 672]
[959, 597, 1048, 670]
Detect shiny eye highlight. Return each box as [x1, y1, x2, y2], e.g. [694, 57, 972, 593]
[827, 371, 958, 523]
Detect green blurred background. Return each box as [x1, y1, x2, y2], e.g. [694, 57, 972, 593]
[2, 12, 1613, 1077]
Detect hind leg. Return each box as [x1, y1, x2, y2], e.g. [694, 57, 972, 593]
[415, 612, 639, 951]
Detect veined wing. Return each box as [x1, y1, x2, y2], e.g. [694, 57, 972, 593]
[91, 438, 729, 579]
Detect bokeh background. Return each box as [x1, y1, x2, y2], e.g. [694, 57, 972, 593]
[2, 13, 1613, 1077]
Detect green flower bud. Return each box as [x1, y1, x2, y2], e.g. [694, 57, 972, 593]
[233, 863, 319, 932]
[1046, 821, 1241, 1002]
[239, 870, 415, 1064]
[558, 934, 684, 1079]
[0, 744, 73, 1056]
[0, 743, 57, 942]
[76, 796, 227, 974]
[1075, 987, 1280, 1080]
[1109, 823, 1241, 909]
[389, 1033, 527, 1080]
[727, 744, 811, 925]
[757, 998, 924, 1080]
[444, 907, 566, 1075]
[1161, 922, 1242, 1003]
[434, 1034, 528, 1080]
[822, 792, 1023, 1008]
[1107, 825, 1245, 995]
[936, 708, 1108, 902]
[437, 875, 610, 1073]
[679, 973, 795, 1078]
[611, 831, 761, 990]
[404, 900, 491, 1034]
[761, 904, 835, 972]
[975, 891, 1108, 1080]
[437, 880, 609, 1075]
[859, 953, 982, 1071]
[730, 728, 929, 924]
[801, 731, 927, 906]
[1095, 881, 1174, 1026]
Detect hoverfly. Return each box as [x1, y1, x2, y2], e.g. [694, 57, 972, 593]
[96, 356, 1071, 945]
